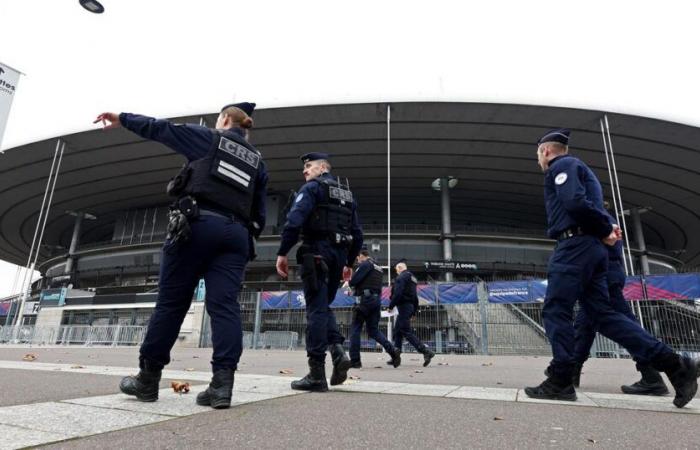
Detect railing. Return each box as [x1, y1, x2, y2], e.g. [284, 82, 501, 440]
[0, 325, 146, 346]
[2, 298, 698, 358]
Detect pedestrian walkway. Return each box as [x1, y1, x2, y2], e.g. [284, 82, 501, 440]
[0, 359, 698, 449]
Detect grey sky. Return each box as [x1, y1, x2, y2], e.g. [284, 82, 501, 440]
[1, 0, 699, 296]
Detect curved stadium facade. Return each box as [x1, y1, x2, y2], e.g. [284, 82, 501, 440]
[1, 102, 699, 355]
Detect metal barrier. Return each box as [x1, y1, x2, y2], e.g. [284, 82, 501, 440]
[3, 293, 698, 358]
[0, 325, 146, 346]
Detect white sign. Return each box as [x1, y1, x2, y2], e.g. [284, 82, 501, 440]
[0, 62, 21, 150]
[23, 301, 39, 315]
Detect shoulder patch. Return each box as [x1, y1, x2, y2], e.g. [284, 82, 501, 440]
[554, 172, 568, 185]
[295, 193, 304, 203]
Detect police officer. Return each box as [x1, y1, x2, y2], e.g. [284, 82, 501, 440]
[276, 152, 363, 391]
[569, 213, 668, 395]
[388, 260, 435, 367]
[525, 128, 698, 408]
[348, 249, 401, 369]
[94, 102, 267, 409]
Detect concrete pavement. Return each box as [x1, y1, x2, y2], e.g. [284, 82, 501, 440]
[0, 346, 697, 449]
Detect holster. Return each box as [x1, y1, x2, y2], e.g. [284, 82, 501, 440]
[296, 245, 328, 295]
[166, 209, 191, 243]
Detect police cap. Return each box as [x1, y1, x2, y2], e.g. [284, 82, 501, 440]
[300, 152, 330, 164]
[537, 128, 570, 146]
[221, 102, 256, 117]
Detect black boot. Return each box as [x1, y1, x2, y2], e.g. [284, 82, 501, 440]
[119, 360, 161, 402]
[621, 363, 670, 396]
[545, 362, 582, 387]
[654, 353, 700, 408]
[329, 343, 352, 386]
[291, 358, 329, 392]
[524, 377, 577, 401]
[350, 360, 362, 369]
[387, 349, 401, 368]
[422, 348, 435, 368]
[196, 368, 235, 409]
[571, 362, 582, 388]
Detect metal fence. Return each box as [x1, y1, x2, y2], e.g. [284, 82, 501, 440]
[0, 325, 146, 346]
[2, 294, 698, 358]
[197, 289, 700, 359]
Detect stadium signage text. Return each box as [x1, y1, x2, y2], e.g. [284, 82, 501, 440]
[424, 261, 478, 271]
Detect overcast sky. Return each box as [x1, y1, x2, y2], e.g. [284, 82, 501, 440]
[1, 0, 699, 296]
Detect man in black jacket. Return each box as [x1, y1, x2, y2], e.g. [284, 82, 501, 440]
[388, 260, 435, 367]
[348, 250, 401, 368]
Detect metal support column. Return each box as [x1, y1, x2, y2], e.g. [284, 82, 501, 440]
[630, 207, 651, 276]
[252, 292, 263, 349]
[440, 177, 454, 282]
[64, 212, 85, 275]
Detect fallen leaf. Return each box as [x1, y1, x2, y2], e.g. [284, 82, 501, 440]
[438, 362, 449, 366]
[587, 439, 597, 444]
[22, 354, 37, 361]
[184, 368, 195, 372]
[496, 382, 503, 385]
[481, 362, 493, 367]
[349, 375, 360, 380]
[279, 368, 294, 374]
[192, 356, 200, 359]
[70, 365, 85, 369]
[373, 366, 383, 369]
[494, 416, 504, 421]
[171, 381, 190, 393]
[410, 358, 420, 361]
[414, 370, 424, 373]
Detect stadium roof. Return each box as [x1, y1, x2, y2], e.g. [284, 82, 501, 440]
[1, 102, 699, 267]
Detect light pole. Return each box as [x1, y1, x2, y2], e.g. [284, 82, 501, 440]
[432, 177, 458, 282]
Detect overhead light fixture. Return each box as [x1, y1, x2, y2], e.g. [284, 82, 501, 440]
[431, 177, 458, 191]
[79, 0, 105, 14]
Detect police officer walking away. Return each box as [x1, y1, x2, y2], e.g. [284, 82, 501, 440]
[276, 153, 363, 391]
[388, 260, 435, 367]
[94, 102, 267, 409]
[348, 249, 401, 368]
[569, 213, 668, 395]
[525, 128, 699, 408]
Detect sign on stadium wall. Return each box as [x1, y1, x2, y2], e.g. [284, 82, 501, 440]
[0, 62, 21, 150]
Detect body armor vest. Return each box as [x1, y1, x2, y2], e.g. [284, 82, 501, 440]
[178, 131, 261, 222]
[354, 259, 384, 295]
[303, 176, 354, 244]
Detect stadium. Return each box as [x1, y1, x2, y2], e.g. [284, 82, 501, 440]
[1, 102, 699, 355]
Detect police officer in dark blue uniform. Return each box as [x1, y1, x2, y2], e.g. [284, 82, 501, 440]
[95, 102, 267, 409]
[276, 152, 363, 391]
[525, 128, 698, 408]
[388, 260, 435, 367]
[348, 249, 401, 368]
[570, 214, 668, 395]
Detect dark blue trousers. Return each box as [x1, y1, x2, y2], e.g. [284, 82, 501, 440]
[393, 303, 427, 352]
[349, 295, 395, 361]
[301, 241, 346, 362]
[572, 262, 651, 365]
[543, 235, 670, 380]
[140, 215, 249, 372]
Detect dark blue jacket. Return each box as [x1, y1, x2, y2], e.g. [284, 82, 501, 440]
[277, 172, 363, 266]
[119, 113, 268, 230]
[389, 270, 419, 310]
[544, 154, 612, 239]
[349, 258, 383, 294]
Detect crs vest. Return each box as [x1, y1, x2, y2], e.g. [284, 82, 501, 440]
[398, 272, 419, 306]
[182, 132, 261, 222]
[303, 176, 354, 243]
[354, 259, 384, 295]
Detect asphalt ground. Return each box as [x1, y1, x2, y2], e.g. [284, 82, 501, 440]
[37, 393, 700, 450]
[0, 346, 697, 397]
[0, 346, 698, 449]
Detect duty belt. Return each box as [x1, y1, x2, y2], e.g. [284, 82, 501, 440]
[556, 226, 585, 241]
[200, 208, 241, 223]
